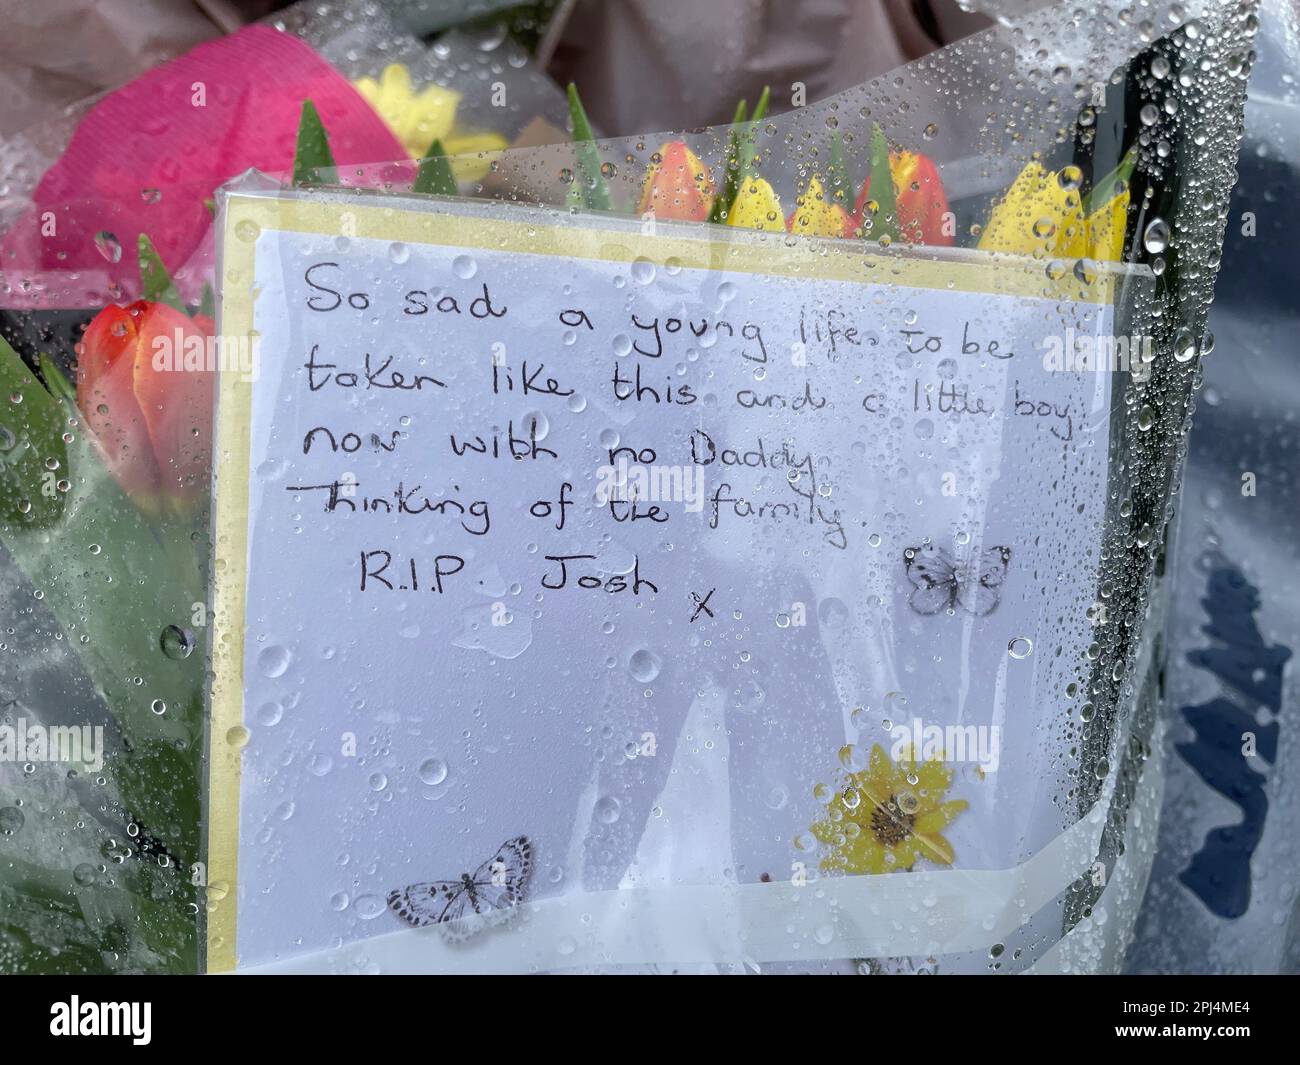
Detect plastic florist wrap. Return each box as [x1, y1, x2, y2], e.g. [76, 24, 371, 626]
[0, 0, 1258, 975]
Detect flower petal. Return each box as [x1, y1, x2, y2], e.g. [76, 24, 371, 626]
[913, 832, 956, 866]
[915, 799, 969, 835]
[77, 302, 164, 504]
[129, 302, 215, 503]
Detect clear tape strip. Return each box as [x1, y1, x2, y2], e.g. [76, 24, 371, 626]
[237, 765, 1117, 974]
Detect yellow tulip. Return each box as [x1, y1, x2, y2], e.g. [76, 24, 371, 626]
[979, 161, 1129, 262]
[726, 177, 784, 231]
[353, 64, 507, 181]
[786, 174, 853, 238]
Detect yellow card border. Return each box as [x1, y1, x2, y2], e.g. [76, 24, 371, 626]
[207, 186, 1135, 972]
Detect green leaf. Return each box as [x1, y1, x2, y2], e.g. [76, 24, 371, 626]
[414, 138, 458, 197]
[566, 83, 611, 212]
[707, 97, 748, 225]
[866, 123, 900, 244]
[1, 346, 205, 867]
[199, 282, 216, 320]
[0, 782, 198, 973]
[38, 354, 76, 406]
[139, 235, 184, 312]
[738, 85, 770, 183]
[293, 100, 336, 187]
[1083, 143, 1139, 217]
[828, 131, 850, 209]
[0, 334, 68, 528]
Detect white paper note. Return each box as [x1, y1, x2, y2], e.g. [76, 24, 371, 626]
[212, 190, 1143, 970]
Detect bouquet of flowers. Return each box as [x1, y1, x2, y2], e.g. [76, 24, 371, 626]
[0, 0, 1252, 974]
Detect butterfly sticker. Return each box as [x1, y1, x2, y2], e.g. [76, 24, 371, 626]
[387, 836, 533, 942]
[903, 544, 1012, 616]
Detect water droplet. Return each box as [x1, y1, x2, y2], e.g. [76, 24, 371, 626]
[159, 624, 195, 660]
[523, 411, 548, 442]
[73, 863, 98, 887]
[452, 254, 477, 279]
[1142, 218, 1170, 254]
[354, 894, 386, 919]
[418, 758, 448, 786]
[257, 645, 292, 678]
[629, 648, 662, 683]
[594, 796, 621, 824]
[389, 242, 411, 264]
[255, 701, 283, 727]
[1007, 637, 1033, 659]
[94, 231, 122, 263]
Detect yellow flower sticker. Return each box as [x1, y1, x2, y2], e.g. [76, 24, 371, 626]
[352, 63, 507, 181]
[810, 744, 968, 875]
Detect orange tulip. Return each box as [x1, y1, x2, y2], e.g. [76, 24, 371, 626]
[76, 300, 214, 512]
[637, 141, 715, 221]
[853, 150, 953, 246]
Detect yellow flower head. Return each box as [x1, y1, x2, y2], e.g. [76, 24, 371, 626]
[727, 177, 783, 231]
[978, 160, 1129, 262]
[354, 64, 460, 157]
[787, 174, 853, 238]
[352, 63, 507, 181]
[810, 744, 968, 875]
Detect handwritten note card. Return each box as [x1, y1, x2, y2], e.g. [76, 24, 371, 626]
[210, 189, 1136, 972]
